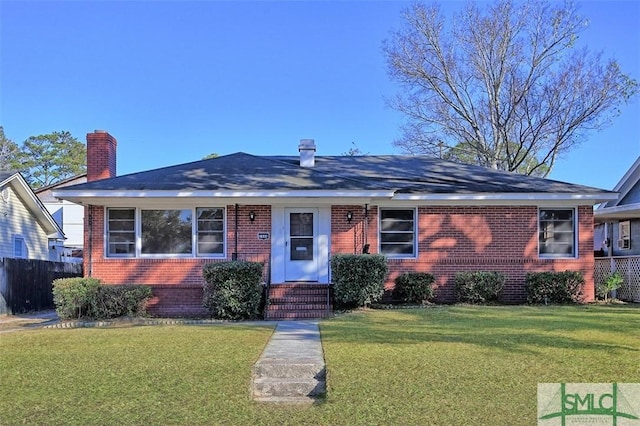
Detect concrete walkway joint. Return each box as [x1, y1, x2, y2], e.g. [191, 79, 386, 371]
[252, 321, 326, 404]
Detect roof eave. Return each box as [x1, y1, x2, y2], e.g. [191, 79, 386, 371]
[53, 189, 397, 203]
[594, 203, 640, 222]
[53, 188, 616, 206]
[4, 173, 65, 237]
[393, 192, 617, 203]
[598, 156, 640, 209]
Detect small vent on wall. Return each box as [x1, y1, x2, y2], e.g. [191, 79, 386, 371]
[1, 188, 9, 203]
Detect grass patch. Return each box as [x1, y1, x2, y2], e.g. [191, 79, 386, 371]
[1, 305, 639, 425]
[0, 325, 275, 425]
[320, 305, 640, 424]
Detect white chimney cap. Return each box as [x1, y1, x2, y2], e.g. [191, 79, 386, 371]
[298, 139, 316, 167]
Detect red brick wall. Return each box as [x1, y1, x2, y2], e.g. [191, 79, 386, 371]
[331, 205, 378, 254]
[331, 205, 595, 303]
[232, 204, 272, 258]
[86, 131, 117, 181]
[85, 202, 595, 315]
[84, 204, 272, 317]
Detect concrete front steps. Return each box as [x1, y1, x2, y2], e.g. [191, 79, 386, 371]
[252, 321, 326, 404]
[265, 283, 333, 320]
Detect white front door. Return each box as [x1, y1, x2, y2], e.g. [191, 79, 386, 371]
[284, 208, 319, 281]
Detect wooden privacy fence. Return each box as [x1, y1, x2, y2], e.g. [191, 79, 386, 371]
[594, 256, 640, 302]
[0, 258, 83, 314]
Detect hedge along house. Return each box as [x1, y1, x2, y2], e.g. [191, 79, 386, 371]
[53, 131, 616, 318]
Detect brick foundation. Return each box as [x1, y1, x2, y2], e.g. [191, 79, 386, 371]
[146, 285, 208, 318]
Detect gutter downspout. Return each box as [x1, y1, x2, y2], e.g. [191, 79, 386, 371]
[87, 205, 92, 277]
[362, 204, 370, 254]
[606, 222, 613, 258]
[233, 203, 239, 261]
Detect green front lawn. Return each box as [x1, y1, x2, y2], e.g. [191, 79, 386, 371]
[1, 305, 638, 425]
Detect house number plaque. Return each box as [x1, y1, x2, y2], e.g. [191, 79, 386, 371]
[258, 232, 270, 240]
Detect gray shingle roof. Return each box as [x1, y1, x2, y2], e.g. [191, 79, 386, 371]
[58, 152, 610, 195]
[0, 171, 18, 182]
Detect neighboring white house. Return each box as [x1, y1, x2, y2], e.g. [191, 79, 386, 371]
[35, 174, 86, 262]
[0, 171, 66, 261]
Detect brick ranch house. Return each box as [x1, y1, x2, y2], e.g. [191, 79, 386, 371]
[53, 131, 616, 317]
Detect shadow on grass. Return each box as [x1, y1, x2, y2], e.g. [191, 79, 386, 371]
[320, 305, 640, 356]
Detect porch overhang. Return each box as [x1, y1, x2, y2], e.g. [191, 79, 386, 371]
[53, 188, 617, 207]
[594, 204, 640, 222]
[52, 189, 397, 205]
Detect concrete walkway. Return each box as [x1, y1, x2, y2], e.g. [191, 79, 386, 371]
[0, 310, 59, 333]
[252, 321, 326, 404]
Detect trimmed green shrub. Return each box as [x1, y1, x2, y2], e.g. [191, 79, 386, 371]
[53, 278, 153, 320]
[454, 271, 505, 304]
[525, 271, 585, 304]
[393, 272, 435, 304]
[89, 285, 152, 319]
[53, 277, 101, 319]
[202, 261, 264, 320]
[331, 254, 389, 308]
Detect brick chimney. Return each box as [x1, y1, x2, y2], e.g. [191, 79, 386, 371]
[298, 139, 316, 168]
[86, 130, 117, 181]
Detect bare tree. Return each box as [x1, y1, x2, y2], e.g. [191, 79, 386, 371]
[384, 1, 638, 176]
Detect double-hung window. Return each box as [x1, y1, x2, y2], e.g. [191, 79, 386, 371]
[379, 208, 417, 257]
[196, 208, 225, 256]
[107, 209, 136, 257]
[106, 207, 226, 258]
[538, 208, 576, 257]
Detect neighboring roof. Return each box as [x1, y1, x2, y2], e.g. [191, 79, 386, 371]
[595, 156, 640, 222]
[34, 174, 87, 203]
[53, 153, 616, 205]
[0, 171, 65, 239]
[34, 173, 87, 194]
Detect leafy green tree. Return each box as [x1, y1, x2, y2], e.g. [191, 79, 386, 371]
[19, 131, 86, 188]
[0, 127, 21, 172]
[384, 0, 638, 176]
[202, 153, 219, 160]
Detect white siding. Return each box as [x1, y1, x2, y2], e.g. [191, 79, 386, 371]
[42, 200, 84, 249]
[0, 185, 51, 260]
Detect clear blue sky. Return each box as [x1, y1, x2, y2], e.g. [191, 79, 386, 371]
[1, 1, 638, 190]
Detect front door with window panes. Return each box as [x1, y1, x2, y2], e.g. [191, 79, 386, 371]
[284, 208, 319, 281]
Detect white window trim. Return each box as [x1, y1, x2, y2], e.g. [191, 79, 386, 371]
[538, 207, 578, 259]
[378, 207, 418, 259]
[106, 208, 136, 258]
[13, 236, 25, 258]
[104, 207, 227, 259]
[618, 220, 631, 250]
[195, 207, 226, 258]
